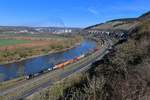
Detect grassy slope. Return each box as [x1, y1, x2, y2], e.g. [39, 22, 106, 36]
[85, 19, 138, 31]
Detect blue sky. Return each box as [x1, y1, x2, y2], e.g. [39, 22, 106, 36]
[0, 0, 150, 27]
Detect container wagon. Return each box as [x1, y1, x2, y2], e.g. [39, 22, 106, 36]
[25, 54, 87, 80]
[54, 54, 85, 69]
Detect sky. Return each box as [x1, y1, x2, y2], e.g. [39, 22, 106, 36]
[0, 0, 150, 27]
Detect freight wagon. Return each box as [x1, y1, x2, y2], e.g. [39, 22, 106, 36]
[54, 54, 85, 69]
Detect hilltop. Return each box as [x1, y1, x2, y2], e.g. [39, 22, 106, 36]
[138, 11, 150, 20]
[85, 11, 150, 31]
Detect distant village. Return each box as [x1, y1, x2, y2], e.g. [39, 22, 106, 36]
[0, 26, 81, 35]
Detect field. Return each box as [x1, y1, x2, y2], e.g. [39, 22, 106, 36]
[0, 35, 83, 64]
[0, 39, 32, 46]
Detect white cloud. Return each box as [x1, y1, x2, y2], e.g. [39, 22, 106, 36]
[88, 8, 99, 15]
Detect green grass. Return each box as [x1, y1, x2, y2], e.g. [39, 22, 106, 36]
[0, 39, 32, 46]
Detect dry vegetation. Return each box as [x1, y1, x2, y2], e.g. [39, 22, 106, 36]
[0, 35, 83, 64]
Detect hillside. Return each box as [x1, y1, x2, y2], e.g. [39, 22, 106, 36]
[85, 11, 150, 31]
[85, 19, 138, 31]
[138, 11, 150, 21]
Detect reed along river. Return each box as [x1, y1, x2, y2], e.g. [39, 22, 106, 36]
[0, 39, 96, 82]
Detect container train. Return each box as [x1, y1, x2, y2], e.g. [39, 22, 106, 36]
[25, 48, 100, 80]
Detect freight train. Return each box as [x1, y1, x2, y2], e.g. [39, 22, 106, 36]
[25, 48, 100, 80]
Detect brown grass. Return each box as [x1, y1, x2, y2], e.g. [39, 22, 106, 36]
[0, 35, 83, 64]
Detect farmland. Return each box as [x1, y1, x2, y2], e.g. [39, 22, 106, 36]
[0, 35, 83, 64]
[0, 39, 32, 46]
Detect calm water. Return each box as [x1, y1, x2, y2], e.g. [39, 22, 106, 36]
[0, 39, 96, 82]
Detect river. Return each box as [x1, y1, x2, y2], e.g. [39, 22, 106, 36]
[0, 39, 96, 82]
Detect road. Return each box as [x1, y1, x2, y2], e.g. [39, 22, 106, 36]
[0, 40, 112, 100]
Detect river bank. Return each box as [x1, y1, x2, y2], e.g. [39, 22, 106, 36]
[0, 42, 81, 65]
[0, 36, 83, 65]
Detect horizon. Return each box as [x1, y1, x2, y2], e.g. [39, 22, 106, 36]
[0, 25, 81, 28]
[0, 0, 150, 28]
